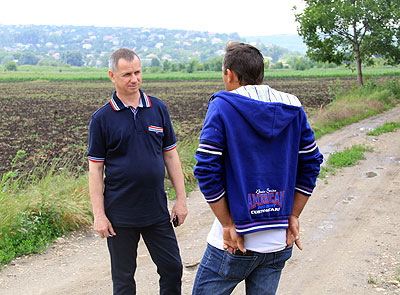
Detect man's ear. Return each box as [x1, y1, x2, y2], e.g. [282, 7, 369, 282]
[108, 70, 115, 83]
[226, 69, 239, 85]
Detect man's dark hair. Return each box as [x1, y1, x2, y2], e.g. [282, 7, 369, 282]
[223, 42, 264, 85]
[109, 48, 140, 72]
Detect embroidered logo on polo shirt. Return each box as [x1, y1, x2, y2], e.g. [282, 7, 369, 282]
[148, 125, 163, 133]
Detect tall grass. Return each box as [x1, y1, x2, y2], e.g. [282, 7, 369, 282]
[0, 160, 92, 265]
[310, 78, 400, 139]
[165, 132, 199, 199]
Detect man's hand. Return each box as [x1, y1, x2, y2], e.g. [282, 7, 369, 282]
[94, 214, 116, 238]
[170, 198, 188, 226]
[286, 215, 303, 250]
[222, 225, 245, 254]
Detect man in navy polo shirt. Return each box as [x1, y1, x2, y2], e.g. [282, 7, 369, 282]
[88, 48, 188, 294]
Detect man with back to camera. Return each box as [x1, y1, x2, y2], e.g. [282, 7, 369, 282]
[192, 42, 323, 294]
[87, 48, 188, 295]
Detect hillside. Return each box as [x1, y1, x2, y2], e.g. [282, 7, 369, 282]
[245, 34, 307, 55]
[0, 24, 302, 67]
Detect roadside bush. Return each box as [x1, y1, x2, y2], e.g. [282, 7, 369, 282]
[0, 164, 92, 266]
[0, 202, 64, 265]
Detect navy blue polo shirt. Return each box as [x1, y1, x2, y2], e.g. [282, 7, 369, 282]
[87, 89, 177, 227]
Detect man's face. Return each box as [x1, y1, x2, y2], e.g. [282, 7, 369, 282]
[109, 57, 142, 98]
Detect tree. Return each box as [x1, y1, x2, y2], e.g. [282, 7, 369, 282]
[163, 60, 171, 72]
[4, 61, 17, 71]
[295, 0, 400, 86]
[289, 56, 313, 71]
[186, 59, 198, 73]
[19, 52, 39, 65]
[151, 58, 161, 68]
[61, 51, 83, 66]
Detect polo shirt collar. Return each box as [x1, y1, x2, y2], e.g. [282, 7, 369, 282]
[109, 89, 152, 111]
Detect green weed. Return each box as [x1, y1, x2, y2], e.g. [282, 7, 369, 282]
[368, 274, 377, 285]
[319, 145, 373, 178]
[165, 132, 199, 200]
[0, 165, 92, 266]
[327, 145, 373, 168]
[0, 202, 65, 265]
[367, 121, 400, 136]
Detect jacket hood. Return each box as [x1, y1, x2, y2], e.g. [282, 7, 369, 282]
[210, 85, 301, 139]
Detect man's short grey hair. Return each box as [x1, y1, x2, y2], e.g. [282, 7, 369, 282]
[109, 48, 140, 72]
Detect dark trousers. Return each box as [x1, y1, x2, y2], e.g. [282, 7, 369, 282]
[107, 220, 182, 295]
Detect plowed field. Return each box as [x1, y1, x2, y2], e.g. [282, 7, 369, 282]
[0, 77, 369, 177]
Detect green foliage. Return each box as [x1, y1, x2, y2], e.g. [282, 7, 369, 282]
[19, 52, 39, 65]
[162, 60, 171, 72]
[0, 150, 26, 201]
[327, 145, 373, 168]
[165, 132, 199, 200]
[367, 122, 400, 136]
[4, 61, 17, 71]
[0, 202, 65, 265]
[295, 0, 400, 86]
[288, 56, 313, 71]
[151, 58, 161, 68]
[312, 78, 400, 139]
[319, 145, 373, 178]
[61, 51, 83, 66]
[186, 59, 199, 73]
[271, 61, 283, 69]
[0, 64, 400, 82]
[0, 162, 92, 266]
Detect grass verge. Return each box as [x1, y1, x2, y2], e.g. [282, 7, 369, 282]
[0, 164, 92, 266]
[367, 121, 400, 136]
[319, 145, 373, 179]
[310, 78, 400, 139]
[0, 135, 200, 266]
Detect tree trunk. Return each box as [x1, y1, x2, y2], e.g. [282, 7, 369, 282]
[353, 22, 363, 87]
[355, 47, 363, 87]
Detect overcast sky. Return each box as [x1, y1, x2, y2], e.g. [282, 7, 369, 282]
[0, 0, 305, 36]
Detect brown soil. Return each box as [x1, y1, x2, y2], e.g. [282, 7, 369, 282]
[0, 78, 360, 178]
[0, 105, 399, 295]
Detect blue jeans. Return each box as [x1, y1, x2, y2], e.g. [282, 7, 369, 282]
[192, 244, 292, 295]
[107, 220, 182, 295]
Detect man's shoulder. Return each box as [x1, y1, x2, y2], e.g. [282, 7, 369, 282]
[91, 101, 112, 119]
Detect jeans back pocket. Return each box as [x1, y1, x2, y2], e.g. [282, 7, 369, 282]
[218, 251, 258, 280]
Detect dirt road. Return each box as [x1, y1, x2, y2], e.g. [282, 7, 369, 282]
[0, 106, 399, 295]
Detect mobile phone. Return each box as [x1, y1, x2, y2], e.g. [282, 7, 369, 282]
[173, 216, 179, 227]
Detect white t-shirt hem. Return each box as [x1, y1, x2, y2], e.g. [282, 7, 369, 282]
[207, 218, 287, 253]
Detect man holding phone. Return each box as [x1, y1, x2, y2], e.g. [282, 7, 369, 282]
[88, 48, 187, 295]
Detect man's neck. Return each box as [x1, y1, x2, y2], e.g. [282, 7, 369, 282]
[117, 92, 141, 108]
